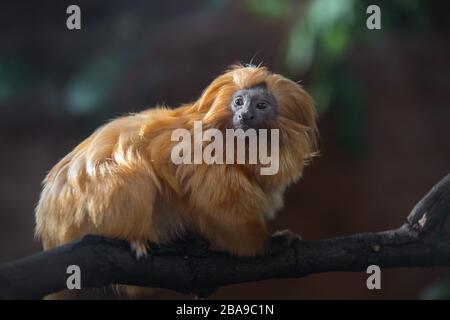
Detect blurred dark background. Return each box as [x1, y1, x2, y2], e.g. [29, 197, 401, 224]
[0, 0, 449, 299]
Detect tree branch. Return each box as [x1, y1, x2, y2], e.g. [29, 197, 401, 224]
[0, 174, 449, 299]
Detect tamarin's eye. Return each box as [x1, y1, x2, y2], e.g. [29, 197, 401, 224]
[256, 102, 267, 110]
[234, 96, 244, 106]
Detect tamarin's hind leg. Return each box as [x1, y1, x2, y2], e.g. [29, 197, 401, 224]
[36, 167, 162, 298]
[37, 167, 159, 250]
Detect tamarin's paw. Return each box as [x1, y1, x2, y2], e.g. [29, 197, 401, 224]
[271, 229, 302, 249]
[130, 241, 149, 259]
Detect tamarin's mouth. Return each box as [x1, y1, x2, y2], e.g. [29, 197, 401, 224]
[233, 121, 251, 130]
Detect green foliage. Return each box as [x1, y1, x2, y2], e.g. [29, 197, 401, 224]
[421, 278, 450, 300]
[65, 54, 122, 115]
[244, 0, 294, 20]
[207, 0, 227, 11]
[286, 0, 354, 74]
[0, 56, 28, 105]
[334, 72, 364, 158]
[285, 0, 362, 157]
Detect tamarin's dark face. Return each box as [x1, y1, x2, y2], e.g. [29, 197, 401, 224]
[230, 85, 277, 129]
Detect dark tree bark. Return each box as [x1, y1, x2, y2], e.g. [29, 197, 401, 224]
[0, 174, 449, 299]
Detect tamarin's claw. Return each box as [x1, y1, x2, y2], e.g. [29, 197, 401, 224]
[271, 229, 302, 248]
[130, 241, 148, 259]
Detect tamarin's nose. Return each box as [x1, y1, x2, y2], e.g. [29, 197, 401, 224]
[239, 111, 254, 121]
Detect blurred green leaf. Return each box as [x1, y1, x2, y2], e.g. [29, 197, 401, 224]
[0, 56, 28, 105]
[320, 23, 349, 60]
[65, 54, 122, 115]
[421, 278, 450, 300]
[334, 71, 365, 159]
[308, 0, 354, 32]
[285, 21, 315, 73]
[243, 0, 293, 19]
[284, 0, 355, 74]
[0, 74, 14, 104]
[208, 0, 226, 11]
[310, 81, 333, 114]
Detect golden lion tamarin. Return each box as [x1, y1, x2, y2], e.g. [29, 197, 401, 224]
[35, 65, 317, 297]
